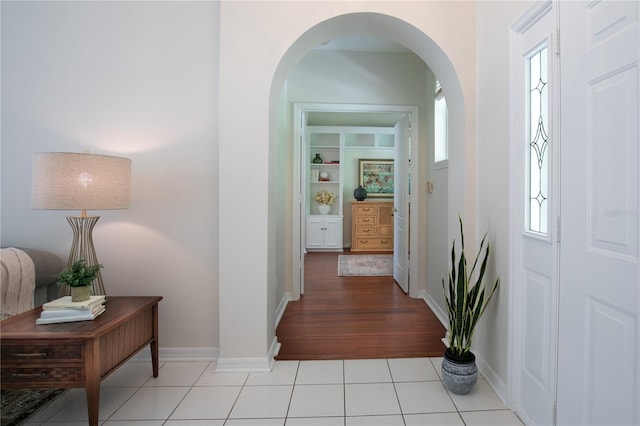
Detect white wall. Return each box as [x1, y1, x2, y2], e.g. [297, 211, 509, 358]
[288, 51, 429, 105]
[0, 1, 220, 354]
[286, 49, 431, 250]
[424, 65, 449, 319]
[272, 84, 291, 323]
[1, 0, 501, 386]
[475, 0, 530, 397]
[220, 1, 477, 369]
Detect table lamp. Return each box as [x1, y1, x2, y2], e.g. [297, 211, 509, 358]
[31, 152, 132, 297]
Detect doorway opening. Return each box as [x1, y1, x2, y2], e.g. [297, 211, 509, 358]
[267, 11, 468, 365]
[292, 103, 419, 300]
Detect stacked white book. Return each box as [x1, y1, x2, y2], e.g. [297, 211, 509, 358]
[36, 295, 106, 325]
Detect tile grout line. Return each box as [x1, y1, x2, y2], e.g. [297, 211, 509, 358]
[342, 359, 347, 425]
[223, 361, 251, 424]
[31, 358, 520, 425]
[387, 358, 409, 426]
[283, 360, 301, 422]
[165, 361, 214, 424]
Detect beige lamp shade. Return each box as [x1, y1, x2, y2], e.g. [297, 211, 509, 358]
[32, 152, 131, 211]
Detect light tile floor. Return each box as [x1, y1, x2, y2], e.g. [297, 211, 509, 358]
[23, 357, 523, 426]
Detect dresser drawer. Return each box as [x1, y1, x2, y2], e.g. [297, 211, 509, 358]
[1, 342, 84, 362]
[355, 225, 377, 236]
[354, 205, 377, 215]
[355, 216, 376, 225]
[1, 365, 84, 385]
[353, 238, 393, 250]
[351, 201, 394, 253]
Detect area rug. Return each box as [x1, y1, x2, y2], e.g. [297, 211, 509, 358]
[1, 389, 65, 426]
[338, 254, 393, 276]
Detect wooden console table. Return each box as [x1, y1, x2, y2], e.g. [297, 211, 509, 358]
[1, 296, 162, 426]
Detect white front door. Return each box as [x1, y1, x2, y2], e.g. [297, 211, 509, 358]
[557, 1, 639, 424]
[511, 3, 559, 424]
[393, 115, 410, 293]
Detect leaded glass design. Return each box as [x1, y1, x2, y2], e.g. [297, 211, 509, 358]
[527, 47, 549, 234]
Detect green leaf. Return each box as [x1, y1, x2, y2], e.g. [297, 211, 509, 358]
[441, 215, 501, 357]
[54, 260, 103, 288]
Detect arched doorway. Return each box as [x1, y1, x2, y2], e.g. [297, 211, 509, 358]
[217, 4, 473, 372]
[269, 12, 467, 305]
[264, 11, 468, 360]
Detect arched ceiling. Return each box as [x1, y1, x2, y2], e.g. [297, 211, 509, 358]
[314, 34, 410, 53]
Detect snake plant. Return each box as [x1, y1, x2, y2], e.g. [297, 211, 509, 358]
[442, 216, 500, 359]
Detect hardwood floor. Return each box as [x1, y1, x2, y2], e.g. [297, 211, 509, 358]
[275, 252, 447, 360]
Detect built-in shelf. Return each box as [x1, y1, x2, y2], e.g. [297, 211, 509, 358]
[304, 125, 395, 251]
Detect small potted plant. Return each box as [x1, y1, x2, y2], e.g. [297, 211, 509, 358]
[55, 260, 103, 302]
[314, 190, 336, 215]
[441, 215, 500, 394]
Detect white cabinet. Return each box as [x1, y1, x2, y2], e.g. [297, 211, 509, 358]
[306, 217, 343, 251]
[306, 127, 343, 252]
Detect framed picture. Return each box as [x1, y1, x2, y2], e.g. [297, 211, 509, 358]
[358, 159, 394, 198]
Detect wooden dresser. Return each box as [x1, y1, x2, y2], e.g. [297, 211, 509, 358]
[351, 201, 393, 252]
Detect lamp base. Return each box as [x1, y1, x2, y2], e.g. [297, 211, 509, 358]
[58, 215, 107, 298]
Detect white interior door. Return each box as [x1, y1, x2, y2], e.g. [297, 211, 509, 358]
[393, 115, 410, 293]
[297, 109, 307, 296]
[557, 2, 639, 424]
[292, 103, 419, 300]
[511, 3, 559, 424]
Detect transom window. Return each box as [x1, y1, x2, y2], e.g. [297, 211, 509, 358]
[434, 80, 448, 163]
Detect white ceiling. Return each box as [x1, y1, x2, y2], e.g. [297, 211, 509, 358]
[314, 34, 410, 53]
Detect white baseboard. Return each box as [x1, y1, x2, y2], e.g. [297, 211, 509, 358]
[215, 336, 281, 373]
[423, 292, 509, 406]
[214, 357, 273, 372]
[275, 293, 291, 327]
[475, 351, 508, 405]
[132, 347, 218, 362]
[270, 335, 282, 360]
[132, 338, 280, 373]
[422, 292, 448, 329]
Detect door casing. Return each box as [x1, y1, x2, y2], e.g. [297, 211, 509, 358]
[292, 103, 419, 300]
